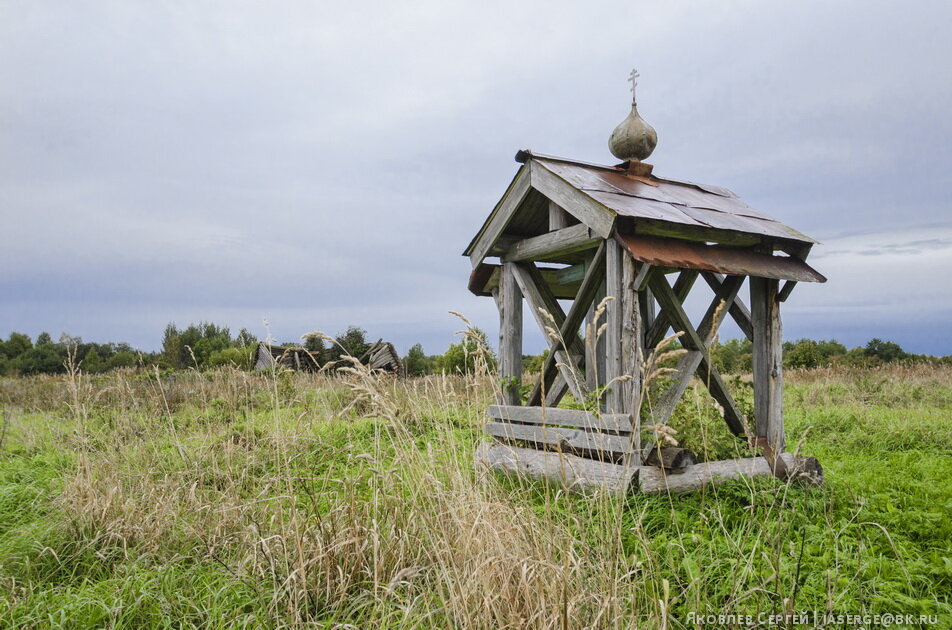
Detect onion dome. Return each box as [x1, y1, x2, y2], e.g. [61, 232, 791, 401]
[609, 69, 657, 163]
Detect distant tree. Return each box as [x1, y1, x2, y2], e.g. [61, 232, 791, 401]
[208, 347, 253, 369]
[403, 343, 428, 376]
[711, 338, 752, 374]
[326, 326, 370, 366]
[864, 338, 907, 363]
[303, 335, 327, 365]
[161, 322, 231, 369]
[441, 328, 496, 374]
[235, 328, 257, 347]
[108, 350, 138, 370]
[522, 349, 549, 374]
[17, 344, 66, 375]
[2, 333, 32, 359]
[82, 348, 104, 373]
[36, 332, 53, 346]
[783, 339, 846, 369]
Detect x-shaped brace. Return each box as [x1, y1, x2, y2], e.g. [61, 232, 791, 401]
[646, 272, 748, 436]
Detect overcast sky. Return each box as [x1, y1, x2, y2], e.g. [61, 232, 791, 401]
[2, 0, 950, 355]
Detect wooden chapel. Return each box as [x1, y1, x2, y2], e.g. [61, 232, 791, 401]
[466, 71, 826, 494]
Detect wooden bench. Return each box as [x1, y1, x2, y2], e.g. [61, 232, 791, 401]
[476, 405, 822, 495]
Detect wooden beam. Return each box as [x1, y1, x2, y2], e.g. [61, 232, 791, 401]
[498, 263, 523, 406]
[585, 279, 607, 396]
[751, 277, 784, 450]
[637, 453, 822, 494]
[701, 271, 754, 340]
[478, 264, 581, 300]
[528, 242, 607, 406]
[487, 405, 632, 433]
[484, 421, 635, 460]
[648, 273, 747, 436]
[548, 200, 570, 231]
[604, 239, 633, 416]
[475, 442, 637, 496]
[468, 165, 531, 267]
[645, 270, 699, 349]
[552, 262, 587, 285]
[777, 280, 797, 303]
[502, 223, 600, 263]
[646, 275, 745, 428]
[632, 218, 763, 248]
[510, 262, 586, 405]
[621, 257, 643, 461]
[530, 161, 615, 238]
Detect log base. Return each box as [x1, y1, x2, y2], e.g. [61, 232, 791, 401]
[476, 442, 823, 495]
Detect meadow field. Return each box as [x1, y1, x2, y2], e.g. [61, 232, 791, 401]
[0, 362, 948, 628]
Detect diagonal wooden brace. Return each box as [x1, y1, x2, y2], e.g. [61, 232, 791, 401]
[645, 270, 700, 349]
[646, 274, 746, 428]
[701, 271, 754, 340]
[648, 273, 747, 436]
[510, 262, 587, 405]
[528, 242, 607, 406]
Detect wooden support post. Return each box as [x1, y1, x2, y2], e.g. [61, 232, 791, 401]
[585, 280, 607, 397]
[604, 239, 624, 413]
[498, 263, 523, 406]
[751, 277, 784, 450]
[622, 257, 643, 461]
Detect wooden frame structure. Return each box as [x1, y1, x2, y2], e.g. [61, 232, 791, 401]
[466, 151, 825, 494]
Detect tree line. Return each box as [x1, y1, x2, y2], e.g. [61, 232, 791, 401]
[0, 323, 948, 377]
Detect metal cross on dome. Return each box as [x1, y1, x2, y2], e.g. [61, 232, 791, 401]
[628, 68, 640, 103]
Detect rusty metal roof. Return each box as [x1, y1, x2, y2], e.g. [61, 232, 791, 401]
[617, 233, 826, 283]
[523, 151, 817, 245]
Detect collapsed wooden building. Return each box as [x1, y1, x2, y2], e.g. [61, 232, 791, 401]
[254, 339, 402, 374]
[254, 343, 322, 372]
[466, 71, 826, 494]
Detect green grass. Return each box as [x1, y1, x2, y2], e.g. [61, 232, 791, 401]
[0, 365, 948, 628]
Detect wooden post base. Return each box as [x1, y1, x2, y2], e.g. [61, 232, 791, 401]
[475, 442, 823, 496]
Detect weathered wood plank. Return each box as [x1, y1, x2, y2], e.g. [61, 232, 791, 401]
[502, 223, 600, 263]
[604, 239, 625, 413]
[701, 271, 754, 340]
[637, 453, 822, 494]
[479, 264, 581, 300]
[528, 242, 607, 406]
[530, 161, 615, 238]
[476, 442, 637, 496]
[548, 200, 570, 231]
[751, 276, 784, 450]
[484, 421, 635, 458]
[553, 262, 587, 285]
[621, 257, 643, 461]
[498, 263, 523, 406]
[648, 273, 747, 436]
[468, 165, 531, 267]
[632, 218, 763, 248]
[487, 405, 632, 433]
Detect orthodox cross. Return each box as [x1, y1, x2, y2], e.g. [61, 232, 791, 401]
[628, 68, 640, 103]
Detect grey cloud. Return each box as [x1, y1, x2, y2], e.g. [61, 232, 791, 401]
[2, 1, 951, 355]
